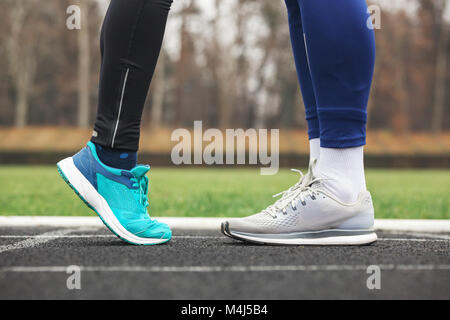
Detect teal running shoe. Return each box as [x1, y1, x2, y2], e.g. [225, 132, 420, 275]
[57, 142, 171, 245]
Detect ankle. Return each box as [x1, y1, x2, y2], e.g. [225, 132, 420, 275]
[93, 142, 137, 170]
[316, 146, 366, 202]
[317, 173, 362, 203]
[309, 138, 320, 162]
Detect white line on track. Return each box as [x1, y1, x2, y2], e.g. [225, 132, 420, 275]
[2, 217, 450, 233]
[0, 228, 95, 254]
[0, 234, 112, 239]
[1, 264, 450, 273]
[400, 232, 450, 240]
[378, 238, 450, 242]
[0, 235, 224, 239]
[0, 235, 449, 242]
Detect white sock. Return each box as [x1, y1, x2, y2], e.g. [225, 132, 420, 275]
[316, 146, 366, 203]
[309, 138, 320, 162]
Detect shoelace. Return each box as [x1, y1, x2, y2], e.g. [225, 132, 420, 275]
[130, 175, 150, 209]
[262, 168, 323, 219]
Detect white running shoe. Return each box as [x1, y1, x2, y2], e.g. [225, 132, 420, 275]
[222, 160, 377, 245]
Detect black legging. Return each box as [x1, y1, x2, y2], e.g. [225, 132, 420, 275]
[92, 0, 172, 151]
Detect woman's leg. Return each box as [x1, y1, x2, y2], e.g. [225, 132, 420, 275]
[91, 0, 173, 169]
[57, 0, 174, 245]
[222, 0, 377, 245]
[298, 0, 376, 202]
[284, 0, 320, 161]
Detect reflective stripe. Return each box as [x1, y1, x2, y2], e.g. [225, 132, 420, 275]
[111, 68, 130, 148]
[303, 33, 312, 74]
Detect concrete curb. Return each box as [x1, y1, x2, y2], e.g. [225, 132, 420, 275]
[0, 216, 449, 233]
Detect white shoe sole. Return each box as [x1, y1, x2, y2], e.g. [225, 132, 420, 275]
[57, 157, 170, 245]
[222, 222, 377, 245]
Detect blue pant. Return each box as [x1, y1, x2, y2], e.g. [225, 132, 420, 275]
[285, 0, 376, 148]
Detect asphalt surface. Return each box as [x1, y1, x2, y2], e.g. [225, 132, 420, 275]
[0, 227, 449, 299]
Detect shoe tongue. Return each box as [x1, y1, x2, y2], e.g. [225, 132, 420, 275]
[130, 165, 150, 179]
[302, 159, 320, 188]
[308, 158, 318, 175]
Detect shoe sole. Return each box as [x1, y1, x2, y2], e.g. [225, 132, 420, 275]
[221, 222, 377, 246]
[57, 157, 170, 245]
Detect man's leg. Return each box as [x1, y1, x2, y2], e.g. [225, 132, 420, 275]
[56, 0, 173, 245]
[221, 0, 376, 245]
[92, 0, 172, 169]
[285, 0, 320, 162]
[298, 0, 375, 203]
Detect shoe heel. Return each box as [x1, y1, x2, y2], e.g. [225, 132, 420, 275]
[337, 210, 374, 230]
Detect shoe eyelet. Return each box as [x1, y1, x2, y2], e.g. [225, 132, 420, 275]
[301, 201, 306, 206]
[311, 195, 316, 200]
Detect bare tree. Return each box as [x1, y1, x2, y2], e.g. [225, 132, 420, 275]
[251, 2, 281, 128]
[151, 51, 166, 127]
[174, 0, 197, 126]
[77, 0, 91, 127]
[392, 13, 411, 134]
[212, 0, 233, 129]
[431, 0, 448, 133]
[231, 0, 252, 127]
[6, 0, 37, 127]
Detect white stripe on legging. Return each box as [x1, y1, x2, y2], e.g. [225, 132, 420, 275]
[111, 68, 130, 148]
[303, 33, 312, 74]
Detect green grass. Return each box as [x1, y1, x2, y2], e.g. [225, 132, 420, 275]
[0, 166, 448, 219]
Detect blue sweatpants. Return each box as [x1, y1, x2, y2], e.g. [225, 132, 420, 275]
[285, 0, 376, 148]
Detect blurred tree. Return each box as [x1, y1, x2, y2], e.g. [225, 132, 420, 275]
[392, 12, 411, 134]
[0, 0, 448, 133]
[212, 0, 233, 129]
[174, 0, 199, 126]
[77, 0, 91, 127]
[150, 51, 166, 127]
[6, 0, 37, 127]
[431, 0, 449, 133]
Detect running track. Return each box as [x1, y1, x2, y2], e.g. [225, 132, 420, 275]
[0, 227, 449, 299]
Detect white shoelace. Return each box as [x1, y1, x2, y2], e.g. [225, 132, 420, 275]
[262, 167, 323, 219]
